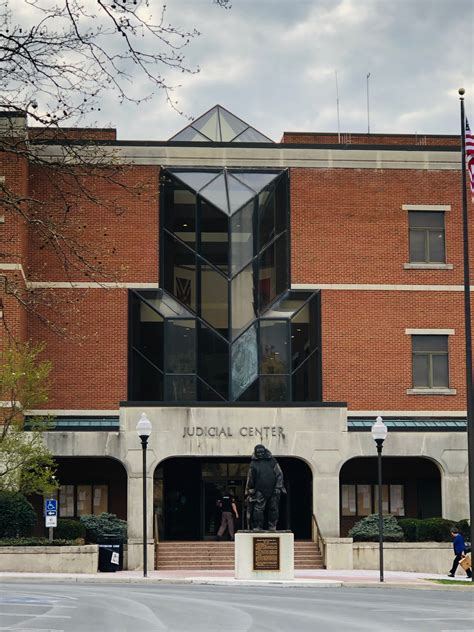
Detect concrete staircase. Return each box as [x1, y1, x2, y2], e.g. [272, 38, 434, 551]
[156, 540, 324, 570]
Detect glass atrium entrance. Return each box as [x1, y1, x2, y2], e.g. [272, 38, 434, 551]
[154, 457, 312, 541]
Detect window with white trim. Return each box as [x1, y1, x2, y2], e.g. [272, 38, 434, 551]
[412, 335, 449, 388]
[409, 211, 446, 263]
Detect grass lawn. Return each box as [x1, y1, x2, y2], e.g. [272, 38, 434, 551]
[426, 579, 473, 586]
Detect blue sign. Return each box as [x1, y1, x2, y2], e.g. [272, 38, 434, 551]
[45, 499, 57, 515]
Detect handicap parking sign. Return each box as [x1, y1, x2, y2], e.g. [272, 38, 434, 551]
[45, 499, 57, 514]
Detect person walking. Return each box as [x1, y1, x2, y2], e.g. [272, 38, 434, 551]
[216, 491, 239, 541]
[448, 528, 472, 578]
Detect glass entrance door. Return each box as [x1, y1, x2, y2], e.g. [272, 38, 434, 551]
[202, 478, 245, 539]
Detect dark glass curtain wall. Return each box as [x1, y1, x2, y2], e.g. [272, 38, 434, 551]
[128, 168, 322, 403]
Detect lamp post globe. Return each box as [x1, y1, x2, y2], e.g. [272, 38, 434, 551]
[136, 412, 152, 577]
[136, 412, 152, 441]
[371, 416, 388, 444]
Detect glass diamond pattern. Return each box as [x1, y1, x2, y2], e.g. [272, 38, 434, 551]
[170, 171, 219, 193]
[199, 173, 229, 213]
[233, 128, 273, 143]
[218, 108, 248, 141]
[169, 127, 211, 142]
[192, 108, 221, 141]
[232, 172, 280, 194]
[226, 173, 255, 214]
[134, 168, 320, 404]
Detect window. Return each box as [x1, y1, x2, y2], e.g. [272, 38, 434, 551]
[341, 484, 405, 517]
[408, 211, 445, 263]
[58, 484, 108, 518]
[412, 335, 449, 388]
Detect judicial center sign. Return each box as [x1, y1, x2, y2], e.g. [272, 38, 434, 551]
[182, 425, 286, 440]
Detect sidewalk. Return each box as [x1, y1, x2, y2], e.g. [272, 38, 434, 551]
[1, 568, 472, 588]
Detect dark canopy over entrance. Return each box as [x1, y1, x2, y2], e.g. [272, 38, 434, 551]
[154, 457, 312, 541]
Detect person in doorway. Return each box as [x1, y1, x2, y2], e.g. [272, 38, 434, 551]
[216, 491, 239, 541]
[448, 528, 472, 578]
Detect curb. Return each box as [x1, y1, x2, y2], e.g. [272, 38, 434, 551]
[2, 574, 472, 589]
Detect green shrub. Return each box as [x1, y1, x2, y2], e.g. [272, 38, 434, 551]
[0, 537, 79, 546]
[0, 492, 37, 538]
[79, 512, 127, 543]
[397, 518, 421, 542]
[54, 518, 86, 541]
[416, 517, 455, 542]
[454, 519, 470, 540]
[349, 514, 404, 542]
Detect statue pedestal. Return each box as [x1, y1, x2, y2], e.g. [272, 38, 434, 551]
[234, 531, 294, 580]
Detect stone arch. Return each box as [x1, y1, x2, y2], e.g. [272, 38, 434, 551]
[52, 456, 128, 522]
[338, 456, 442, 536]
[153, 455, 313, 541]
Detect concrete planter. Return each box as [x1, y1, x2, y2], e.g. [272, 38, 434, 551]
[353, 542, 456, 574]
[0, 545, 98, 573]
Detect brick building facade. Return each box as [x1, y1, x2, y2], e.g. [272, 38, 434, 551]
[1, 105, 470, 569]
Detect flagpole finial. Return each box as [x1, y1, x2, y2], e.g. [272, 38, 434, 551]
[459, 88, 465, 96]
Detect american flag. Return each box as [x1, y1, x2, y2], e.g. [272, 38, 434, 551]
[466, 118, 474, 202]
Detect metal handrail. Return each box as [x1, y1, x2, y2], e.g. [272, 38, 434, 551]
[312, 513, 326, 565]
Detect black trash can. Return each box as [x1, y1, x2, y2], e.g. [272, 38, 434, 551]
[97, 536, 124, 572]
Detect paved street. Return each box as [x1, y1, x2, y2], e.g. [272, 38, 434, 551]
[0, 583, 472, 632]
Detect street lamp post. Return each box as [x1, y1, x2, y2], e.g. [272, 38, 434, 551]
[136, 412, 152, 578]
[371, 416, 388, 583]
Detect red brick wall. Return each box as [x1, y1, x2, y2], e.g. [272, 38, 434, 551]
[322, 290, 466, 410]
[28, 288, 128, 409]
[28, 165, 159, 282]
[20, 152, 471, 414]
[291, 166, 469, 411]
[0, 148, 29, 342]
[290, 167, 469, 285]
[29, 128, 117, 141]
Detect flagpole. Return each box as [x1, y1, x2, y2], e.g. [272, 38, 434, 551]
[458, 87, 474, 580]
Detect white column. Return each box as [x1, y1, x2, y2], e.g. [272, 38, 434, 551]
[126, 469, 155, 571]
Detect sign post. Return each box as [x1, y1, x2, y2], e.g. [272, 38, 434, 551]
[45, 499, 58, 542]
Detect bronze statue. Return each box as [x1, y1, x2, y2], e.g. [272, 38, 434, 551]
[245, 444, 286, 531]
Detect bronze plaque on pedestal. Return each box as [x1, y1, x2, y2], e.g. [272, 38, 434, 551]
[253, 537, 280, 571]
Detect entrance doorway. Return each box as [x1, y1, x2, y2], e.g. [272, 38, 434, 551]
[202, 479, 245, 538]
[154, 457, 312, 541]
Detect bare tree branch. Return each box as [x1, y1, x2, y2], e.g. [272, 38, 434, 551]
[0, 1, 231, 335]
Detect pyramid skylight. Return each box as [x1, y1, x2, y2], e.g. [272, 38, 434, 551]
[169, 105, 273, 143]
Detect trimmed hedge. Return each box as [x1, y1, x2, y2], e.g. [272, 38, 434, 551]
[397, 518, 421, 542]
[454, 519, 470, 541]
[80, 513, 127, 543]
[396, 517, 470, 542]
[53, 518, 86, 541]
[0, 492, 37, 538]
[349, 514, 404, 542]
[416, 518, 455, 542]
[0, 537, 80, 546]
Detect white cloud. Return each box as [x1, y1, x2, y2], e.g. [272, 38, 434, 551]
[7, 0, 474, 140]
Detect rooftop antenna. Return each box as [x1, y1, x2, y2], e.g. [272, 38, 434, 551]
[366, 72, 371, 134]
[335, 70, 341, 143]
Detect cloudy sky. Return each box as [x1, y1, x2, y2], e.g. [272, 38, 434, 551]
[16, 0, 474, 141]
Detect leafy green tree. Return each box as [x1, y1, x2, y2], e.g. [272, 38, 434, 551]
[0, 491, 37, 537]
[0, 342, 57, 495]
